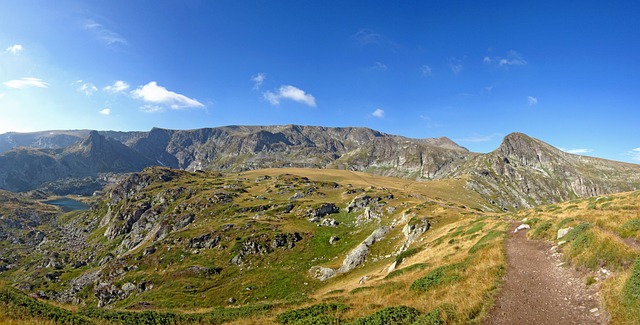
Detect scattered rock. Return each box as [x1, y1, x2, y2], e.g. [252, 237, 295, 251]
[319, 218, 339, 227]
[387, 261, 397, 273]
[329, 236, 340, 245]
[228, 297, 236, 304]
[346, 195, 380, 213]
[557, 227, 573, 240]
[513, 224, 530, 233]
[143, 246, 156, 256]
[358, 276, 369, 284]
[309, 266, 336, 281]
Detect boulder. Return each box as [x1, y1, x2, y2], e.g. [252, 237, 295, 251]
[309, 266, 336, 281]
[557, 227, 573, 240]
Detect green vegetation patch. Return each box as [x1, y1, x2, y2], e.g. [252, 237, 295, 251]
[620, 219, 640, 238]
[464, 222, 486, 235]
[624, 258, 640, 307]
[385, 263, 429, 280]
[409, 263, 462, 292]
[349, 305, 421, 325]
[276, 302, 348, 324]
[0, 285, 91, 324]
[395, 247, 420, 265]
[468, 230, 504, 254]
[531, 220, 553, 239]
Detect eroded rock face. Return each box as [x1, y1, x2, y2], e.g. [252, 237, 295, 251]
[310, 226, 390, 280]
[309, 266, 336, 281]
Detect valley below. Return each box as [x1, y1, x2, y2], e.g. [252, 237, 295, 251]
[0, 127, 639, 324]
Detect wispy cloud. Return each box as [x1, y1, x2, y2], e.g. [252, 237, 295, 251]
[131, 81, 204, 110]
[140, 105, 164, 113]
[527, 96, 538, 106]
[251, 73, 266, 89]
[421, 65, 432, 76]
[628, 148, 640, 161]
[456, 133, 502, 143]
[99, 108, 111, 115]
[448, 58, 463, 75]
[372, 108, 385, 118]
[5, 44, 23, 54]
[263, 85, 316, 107]
[103, 80, 130, 93]
[560, 148, 593, 154]
[3, 77, 49, 89]
[74, 81, 97, 96]
[368, 61, 388, 71]
[352, 29, 383, 46]
[419, 115, 441, 128]
[0, 93, 5, 99]
[83, 19, 127, 46]
[484, 50, 527, 68]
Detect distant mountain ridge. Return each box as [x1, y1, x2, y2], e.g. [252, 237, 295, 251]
[0, 125, 639, 209]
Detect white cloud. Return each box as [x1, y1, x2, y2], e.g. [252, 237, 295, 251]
[421, 65, 432, 76]
[629, 148, 640, 161]
[5, 44, 23, 54]
[131, 81, 204, 109]
[527, 96, 538, 106]
[3, 77, 49, 89]
[99, 108, 111, 115]
[367, 61, 388, 72]
[263, 85, 316, 107]
[78, 82, 97, 96]
[353, 29, 382, 45]
[484, 50, 527, 68]
[103, 80, 130, 93]
[140, 105, 164, 113]
[448, 58, 463, 75]
[372, 108, 385, 118]
[83, 19, 127, 46]
[560, 148, 593, 154]
[252, 73, 266, 89]
[0, 93, 4, 99]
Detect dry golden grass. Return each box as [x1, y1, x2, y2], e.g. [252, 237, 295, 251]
[514, 190, 640, 324]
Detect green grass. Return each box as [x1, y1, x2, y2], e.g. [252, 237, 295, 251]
[0, 284, 92, 324]
[468, 231, 504, 254]
[409, 263, 462, 293]
[385, 263, 429, 280]
[276, 302, 348, 324]
[624, 258, 640, 307]
[395, 247, 420, 265]
[349, 305, 421, 325]
[619, 219, 640, 238]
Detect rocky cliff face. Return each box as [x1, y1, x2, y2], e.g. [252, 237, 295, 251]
[0, 132, 153, 193]
[0, 125, 470, 193]
[458, 133, 640, 209]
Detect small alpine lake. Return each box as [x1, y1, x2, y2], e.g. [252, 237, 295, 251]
[43, 198, 89, 212]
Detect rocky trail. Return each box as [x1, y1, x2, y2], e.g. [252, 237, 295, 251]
[484, 223, 607, 325]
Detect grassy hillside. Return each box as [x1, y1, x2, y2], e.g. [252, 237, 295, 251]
[3, 167, 638, 324]
[0, 167, 509, 324]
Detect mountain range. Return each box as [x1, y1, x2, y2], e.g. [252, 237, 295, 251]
[1, 125, 639, 209]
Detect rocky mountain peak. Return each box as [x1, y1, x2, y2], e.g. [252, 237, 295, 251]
[495, 132, 564, 167]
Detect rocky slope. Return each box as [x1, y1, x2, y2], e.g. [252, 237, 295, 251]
[0, 131, 153, 193]
[1, 126, 639, 209]
[0, 125, 471, 193]
[457, 133, 640, 209]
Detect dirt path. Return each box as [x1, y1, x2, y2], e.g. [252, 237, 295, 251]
[484, 224, 607, 325]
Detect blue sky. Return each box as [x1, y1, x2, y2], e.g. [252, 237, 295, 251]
[1, 1, 639, 163]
